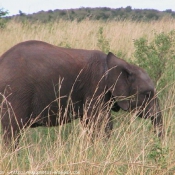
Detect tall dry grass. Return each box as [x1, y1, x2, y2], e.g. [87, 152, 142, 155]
[1, 18, 175, 58]
[0, 19, 175, 174]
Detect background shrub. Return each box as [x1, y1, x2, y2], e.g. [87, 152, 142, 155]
[133, 31, 175, 92]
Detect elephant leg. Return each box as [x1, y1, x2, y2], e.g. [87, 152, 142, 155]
[151, 114, 164, 138]
[1, 105, 26, 150]
[1, 93, 34, 150]
[104, 115, 113, 138]
[2, 126, 21, 150]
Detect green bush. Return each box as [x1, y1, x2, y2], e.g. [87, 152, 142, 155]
[133, 31, 175, 91]
[97, 27, 110, 54]
[0, 8, 8, 29]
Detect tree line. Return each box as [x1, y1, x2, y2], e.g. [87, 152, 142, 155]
[1, 6, 175, 24]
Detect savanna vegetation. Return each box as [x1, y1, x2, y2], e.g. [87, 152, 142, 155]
[6, 7, 175, 23]
[0, 14, 175, 174]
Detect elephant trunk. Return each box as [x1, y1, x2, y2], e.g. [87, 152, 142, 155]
[149, 98, 164, 138]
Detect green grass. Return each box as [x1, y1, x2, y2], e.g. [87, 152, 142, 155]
[1, 101, 175, 174]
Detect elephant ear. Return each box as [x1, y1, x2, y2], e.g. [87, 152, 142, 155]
[106, 52, 133, 111]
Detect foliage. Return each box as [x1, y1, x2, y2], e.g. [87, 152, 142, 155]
[6, 7, 175, 23]
[133, 31, 175, 91]
[0, 8, 8, 17]
[19, 10, 26, 16]
[0, 8, 8, 28]
[97, 27, 110, 53]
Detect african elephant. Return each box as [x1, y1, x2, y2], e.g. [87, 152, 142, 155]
[0, 40, 163, 148]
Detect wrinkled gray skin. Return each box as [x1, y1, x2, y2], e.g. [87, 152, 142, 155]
[0, 40, 163, 148]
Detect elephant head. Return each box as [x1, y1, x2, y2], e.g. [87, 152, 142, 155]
[107, 52, 163, 137]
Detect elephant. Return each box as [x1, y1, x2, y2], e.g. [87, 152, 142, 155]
[0, 40, 163, 148]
